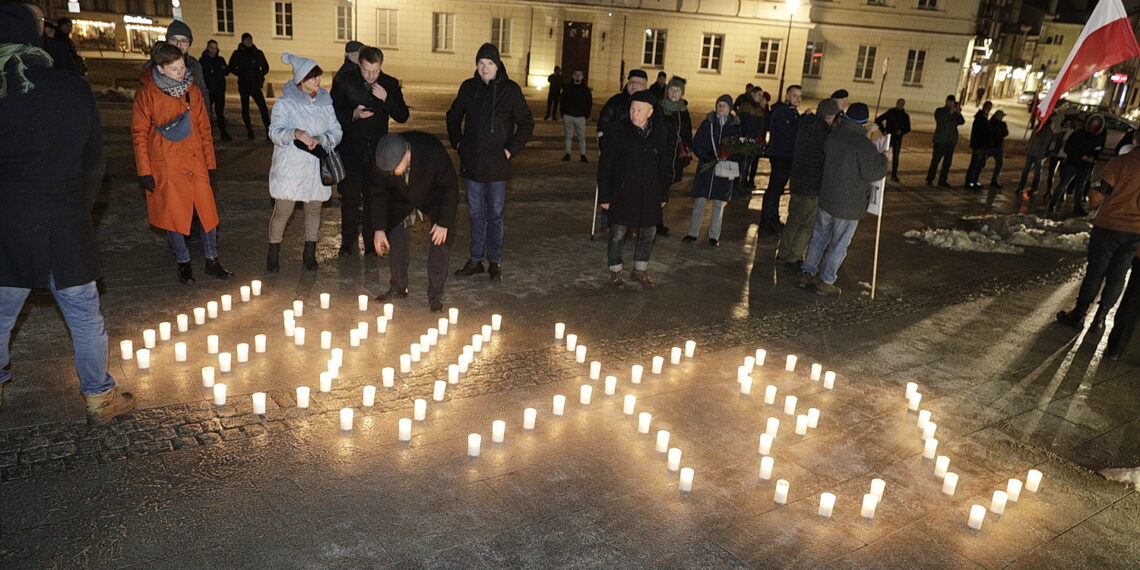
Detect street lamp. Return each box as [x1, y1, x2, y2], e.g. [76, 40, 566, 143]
[777, 0, 800, 98]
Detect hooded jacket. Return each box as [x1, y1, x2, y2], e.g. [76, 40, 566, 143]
[267, 81, 342, 202]
[369, 131, 460, 233]
[228, 42, 269, 92]
[1093, 147, 1140, 233]
[690, 111, 742, 201]
[445, 43, 534, 182]
[1063, 115, 1105, 169]
[818, 119, 888, 221]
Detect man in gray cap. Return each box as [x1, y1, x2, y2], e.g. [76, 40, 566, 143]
[370, 133, 459, 313]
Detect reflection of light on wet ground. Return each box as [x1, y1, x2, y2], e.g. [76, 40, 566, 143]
[734, 221, 761, 319]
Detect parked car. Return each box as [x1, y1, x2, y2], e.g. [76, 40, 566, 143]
[1018, 91, 1039, 104]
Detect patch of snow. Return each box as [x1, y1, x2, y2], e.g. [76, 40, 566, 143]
[1099, 466, 1140, 487]
[905, 214, 1090, 254]
[97, 87, 135, 102]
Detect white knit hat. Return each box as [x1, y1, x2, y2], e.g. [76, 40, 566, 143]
[281, 52, 318, 85]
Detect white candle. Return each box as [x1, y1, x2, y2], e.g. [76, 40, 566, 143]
[448, 364, 460, 384]
[810, 363, 822, 381]
[670, 347, 682, 364]
[175, 342, 187, 362]
[240, 285, 251, 302]
[136, 349, 151, 370]
[213, 383, 227, 405]
[743, 356, 756, 371]
[357, 294, 368, 311]
[236, 343, 249, 363]
[419, 335, 429, 351]
[523, 408, 537, 430]
[1026, 469, 1043, 492]
[623, 394, 637, 415]
[142, 329, 156, 349]
[583, 361, 599, 380]
[399, 354, 411, 373]
[737, 366, 750, 384]
[284, 319, 295, 337]
[251, 392, 266, 414]
[679, 467, 695, 492]
[363, 385, 376, 407]
[766, 417, 780, 437]
[319, 372, 332, 392]
[382, 367, 395, 388]
[159, 322, 172, 340]
[656, 430, 670, 453]
[250, 279, 262, 296]
[667, 448, 682, 471]
[923, 438, 939, 459]
[637, 412, 652, 434]
[320, 331, 332, 350]
[491, 314, 502, 331]
[447, 307, 457, 324]
[295, 386, 310, 408]
[193, 307, 206, 325]
[201, 366, 215, 387]
[807, 408, 820, 429]
[424, 327, 434, 345]
[990, 490, 1008, 514]
[794, 414, 809, 435]
[177, 314, 189, 332]
[438, 317, 449, 335]
[764, 385, 777, 405]
[818, 493, 836, 517]
[905, 381, 918, 398]
[292, 300, 304, 318]
[579, 384, 592, 405]
[376, 316, 388, 334]
[566, 334, 578, 351]
[823, 371, 836, 389]
[294, 327, 306, 346]
[458, 354, 470, 373]
[255, 334, 267, 353]
[575, 345, 587, 363]
[326, 360, 339, 379]
[967, 504, 986, 530]
[383, 303, 394, 320]
[785, 355, 797, 372]
[784, 395, 798, 415]
[398, 418, 412, 441]
[863, 479, 885, 502]
[651, 356, 664, 374]
[205, 334, 219, 354]
[604, 375, 617, 396]
[1007, 479, 1023, 502]
[861, 493, 879, 519]
[283, 309, 294, 323]
[908, 392, 922, 411]
[934, 455, 950, 478]
[917, 409, 932, 429]
[942, 472, 959, 495]
[467, 433, 481, 457]
[410, 344, 421, 362]
[350, 329, 361, 347]
[759, 456, 774, 480]
[922, 422, 938, 441]
[206, 301, 219, 319]
[740, 376, 753, 395]
[433, 380, 446, 402]
[552, 394, 566, 416]
[218, 352, 231, 373]
[774, 479, 790, 504]
[120, 340, 133, 360]
[340, 408, 354, 431]
[405, 399, 423, 423]
[755, 349, 767, 366]
[471, 335, 483, 352]
[356, 322, 368, 340]
[554, 322, 565, 339]
[221, 295, 232, 312]
[484, 419, 505, 444]
[684, 340, 696, 357]
[481, 325, 492, 342]
[758, 433, 773, 455]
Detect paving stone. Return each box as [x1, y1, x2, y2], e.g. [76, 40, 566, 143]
[197, 433, 222, 446]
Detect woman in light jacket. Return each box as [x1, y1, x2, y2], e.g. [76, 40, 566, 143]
[684, 94, 741, 247]
[266, 53, 342, 271]
[132, 43, 231, 284]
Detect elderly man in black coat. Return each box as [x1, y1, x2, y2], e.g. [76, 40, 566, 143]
[598, 91, 674, 288]
[0, 4, 135, 424]
[370, 132, 460, 313]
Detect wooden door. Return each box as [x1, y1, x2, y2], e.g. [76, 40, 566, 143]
[560, 21, 593, 85]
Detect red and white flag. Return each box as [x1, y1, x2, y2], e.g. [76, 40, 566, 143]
[1035, 0, 1140, 125]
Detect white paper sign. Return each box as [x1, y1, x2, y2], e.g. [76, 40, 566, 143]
[867, 134, 890, 216]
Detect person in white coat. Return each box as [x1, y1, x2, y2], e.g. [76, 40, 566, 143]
[267, 53, 342, 271]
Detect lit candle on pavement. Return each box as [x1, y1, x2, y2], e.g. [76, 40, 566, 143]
[934, 456, 950, 478]
[566, 334, 578, 351]
[784, 395, 798, 415]
[382, 367, 394, 388]
[437, 317, 449, 335]
[739, 376, 753, 395]
[807, 407, 820, 429]
[221, 295, 232, 312]
[471, 335, 482, 352]
[667, 448, 682, 471]
[870, 478, 886, 500]
[575, 345, 587, 363]
[296, 386, 310, 408]
[410, 344, 421, 362]
[250, 279, 262, 296]
[376, 316, 388, 334]
[491, 314, 502, 331]
[399, 354, 411, 373]
[467, 433, 481, 457]
[292, 300, 304, 317]
[236, 343, 249, 363]
[294, 327, 306, 346]
[990, 490, 1008, 514]
[759, 456, 774, 480]
[206, 335, 219, 354]
[177, 314, 189, 332]
[755, 349, 767, 366]
[679, 467, 694, 492]
[252, 392, 266, 414]
[447, 307, 457, 323]
[424, 327, 434, 344]
[201, 366, 215, 387]
[589, 361, 601, 380]
[656, 430, 670, 452]
[206, 302, 218, 319]
[810, 363, 822, 381]
[350, 329, 361, 347]
[554, 322, 565, 339]
[1025, 469, 1043, 492]
[491, 420, 506, 443]
[758, 433, 773, 455]
[924, 438, 939, 459]
[623, 394, 636, 415]
[766, 417, 780, 437]
[737, 366, 750, 383]
[968, 504, 986, 530]
[764, 385, 777, 405]
[481, 325, 492, 342]
[922, 422, 937, 441]
[604, 375, 617, 396]
[433, 380, 446, 402]
[363, 385, 376, 407]
[174, 342, 187, 362]
[448, 364, 460, 384]
[670, 347, 682, 364]
[398, 418, 412, 441]
[319, 372, 332, 393]
[1007, 479, 1023, 502]
[818, 493, 836, 517]
[357, 295, 368, 311]
[580, 384, 592, 405]
[743, 355, 755, 371]
[823, 371, 836, 389]
[142, 329, 156, 349]
[136, 349, 151, 369]
[255, 334, 267, 353]
[159, 322, 172, 340]
[552, 394, 566, 416]
[905, 382, 918, 398]
[774, 480, 790, 504]
[861, 493, 879, 519]
[120, 340, 133, 360]
[917, 409, 931, 429]
[908, 392, 922, 411]
[942, 472, 959, 495]
[523, 408, 537, 430]
[637, 412, 652, 434]
[652, 356, 664, 374]
[193, 307, 206, 325]
[218, 352, 231, 373]
[321, 331, 332, 350]
[240, 285, 251, 302]
[785, 355, 797, 372]
[213, 383, 226, 405]
[284, 319, 295, 337]
[684, 340, 696, 357]
[413, 398, 427, 421]
[795, 414, 809, 435]
[340, 408, 354, 431]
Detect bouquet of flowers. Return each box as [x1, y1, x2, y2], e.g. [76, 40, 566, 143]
[700, 136, 766, 172]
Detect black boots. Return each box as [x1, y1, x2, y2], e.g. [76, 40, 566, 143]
[204, 258, 233, 279]
[267, 243, 280, 273]
[455, 259, 485, 276]
[303, 241, 318, 270]
[488, 262, 502, 281]
[177, 261, 195, 284]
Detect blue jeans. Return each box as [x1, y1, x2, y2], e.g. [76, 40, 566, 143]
[465, 180, 507, 263]
[608, 224, 657, 272]
[166, 226, 218, 263]
[0, 277, 116, 395]
[801, 209, 860, 285]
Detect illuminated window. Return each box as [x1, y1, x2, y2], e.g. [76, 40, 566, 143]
[274, 2, 293, 38]
[855, 45, 877, 80]
[215, 0, 233, 34]
[903, 49, 926, 85]
[643, 29, 666, 67]
[757, 38, 781, 76]
[376, 9, 397, 48]
[433, 12, 454, 52]
[701, 33, 724, 72]
[491, 17, 511, 55]
[802, 40, 824, 77]
[336, 0, 353, 41]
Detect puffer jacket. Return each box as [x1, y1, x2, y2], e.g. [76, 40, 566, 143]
[267, 81, 342, 201]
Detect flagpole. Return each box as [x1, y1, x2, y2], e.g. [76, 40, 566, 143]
[874, 58, 888, 118]
[871, 198, 882, 301]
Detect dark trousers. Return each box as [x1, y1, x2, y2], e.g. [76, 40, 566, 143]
[239, 87, 270, 132]
[387, 222, 449, 302]
[761, 157, 793, 228]
[1074, 226, 1140, 316]
[744, 154, 761, 188]
[338, 142, 377, 251]
[1107, 257, 1140, 355]
[208, 88, 228, 136]
[965, 148, 986, 185]
[1018, 155, 1044, 191]
[889, 136, 903, 178]
[1046, 156, 1063, 194]
[927, 143, 955, 184]
[545, 91, 560, 119]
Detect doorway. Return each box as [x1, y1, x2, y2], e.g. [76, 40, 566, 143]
[561, 21, 593, 86]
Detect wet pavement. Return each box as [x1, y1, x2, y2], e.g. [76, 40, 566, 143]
[1, 83, 1138, 568]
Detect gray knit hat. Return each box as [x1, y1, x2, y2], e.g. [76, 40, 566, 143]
[166, 20, 193, 44]
[375, 134, 410, 172]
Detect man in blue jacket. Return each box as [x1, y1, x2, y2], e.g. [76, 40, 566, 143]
[761, 85, 802, 234]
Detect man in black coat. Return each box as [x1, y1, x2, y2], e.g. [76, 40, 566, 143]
[778, 98, 839, 268]
[544, 65, 562, 120]
[964, 100, 992, 189]
[228, 32, 270, 140]
[0, 4, 134, 423]
[200, 39, 231, 141]
[874, 98, 911, 182]
[598, 91, 674, 288]
[560, 69, 592, 162]
[446, 42, 534, 281]
[334, 41, 364, 85]
[597, 69, 647, 153]
[370, 133, 459, 313]
[332, 46, 409, 256]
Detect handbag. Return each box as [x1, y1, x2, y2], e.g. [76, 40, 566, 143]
[155, 93, 192, 142]
[319, 148, 347, 186]
[710, 124, 739, 179]
[677, 140, 693, 164]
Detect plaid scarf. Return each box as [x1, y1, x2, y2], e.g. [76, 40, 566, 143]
[152, 65, 193, 98]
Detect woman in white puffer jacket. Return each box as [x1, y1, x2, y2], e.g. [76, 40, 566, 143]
[266, 53, 342, 271]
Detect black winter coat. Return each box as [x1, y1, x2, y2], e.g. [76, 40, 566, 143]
[369, 132, 460, 233]
[598, 118, 674, 228]
[228, 43, 269, 93]
[1064, 128, 1105, 169]
[561, 82, 593, 118]
[0, 53, 105, 289]
[987, 118, 1009, 151]
[969, 110, 990, 149]
[199, 51, 229, 95]
[445, 69, 534, 182]
[660, 104, 693, 184]
[873, 107, 911, 140]
[691, 113, 742, 201]
[597, 91, 630, 143]
[789, 112, 830, 197]
[332, 69, 409, 146]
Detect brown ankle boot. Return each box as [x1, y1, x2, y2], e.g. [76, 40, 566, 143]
[84, 387, 136, 426]
[630, 270, 655, 288]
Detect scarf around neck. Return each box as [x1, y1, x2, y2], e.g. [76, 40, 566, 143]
[660, 96, 687, 113]
[0, 43, 52, 99]
[152, 65, 193, 98]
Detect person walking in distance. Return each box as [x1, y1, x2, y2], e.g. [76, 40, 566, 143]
[926, 95, 964, 188]
[331, 46, 409, 257]
[0, 4, 135, 422]
[560, 70, 592, 163]
[544, 66, 562, 120]
[447, 43, 534, 281]
[964, 100, 993, 189]
[228, 32, 271, 140]
[199, 39, 231, 141]
[761, 85, 802, 234]
[874, 98, 911, 182]
[777, 98, 839, 269]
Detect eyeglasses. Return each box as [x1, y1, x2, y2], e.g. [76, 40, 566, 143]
[170, 37, 191, 46]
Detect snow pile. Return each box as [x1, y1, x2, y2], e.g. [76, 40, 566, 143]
[97, 87, 135, 102]
[1100, 466, 1140, 487]
[904, 214, 1091, 254]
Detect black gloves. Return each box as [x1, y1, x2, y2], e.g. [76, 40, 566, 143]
[208, 169, 217, 187]
[293, 139, 327, 159]
[139, 175, 155, 191]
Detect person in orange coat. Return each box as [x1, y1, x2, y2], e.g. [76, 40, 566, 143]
[131, 43, 233, 284]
